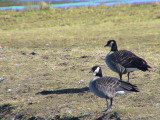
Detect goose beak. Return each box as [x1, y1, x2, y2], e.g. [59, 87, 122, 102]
[89, 70, 93, 73]
[104, 44, 108, 47]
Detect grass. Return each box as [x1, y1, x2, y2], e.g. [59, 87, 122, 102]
[0, 3, 160, 120]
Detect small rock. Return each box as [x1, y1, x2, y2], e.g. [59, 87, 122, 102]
[153, 103, 160, 106]
[45, 43, 49, 46]
[57, 62, 68, 66]
[21, 51, 26, 55]
[30, 52, 36, 55]
[59, 23, 65, 26]
[0, 44, 4, 49]
[41, 48, 47, 50]
[43, 73, 50, 76]
[28, 102, 37, 105]
[7, 89, 12, 92]
[0, 76, 5, 82]
[66, 108, 72, 113]
[80, 55, 89, 58]
[78, 79, 85, 84]
[41, 55, 49, 59]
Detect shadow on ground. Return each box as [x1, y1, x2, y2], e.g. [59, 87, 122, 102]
[0, 103, 121, 120]
[95, 112, 121, 120]
[0, 104, 15, 119]
[35, 87, 121, 120]
[36, 87, 89, 95]
[26, 112, 121, 120]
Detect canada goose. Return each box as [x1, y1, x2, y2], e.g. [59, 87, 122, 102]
[104, 40, 151, 82]
[89, 65, 139, 112]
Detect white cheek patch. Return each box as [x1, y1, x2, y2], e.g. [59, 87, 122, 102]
[116, 91, 126, 95]
[95, 67, 100, 73]
[109, 41, 113, 47]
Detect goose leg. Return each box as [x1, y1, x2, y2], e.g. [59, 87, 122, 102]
[109, 98, 113, 110]
[127, 72, 130, 82]
[103, 99, 108, 112]
[119, 74, 122, 80]
[103, 98, 113, 112]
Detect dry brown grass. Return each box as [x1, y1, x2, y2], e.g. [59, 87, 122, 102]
[0, 3, 160, 120]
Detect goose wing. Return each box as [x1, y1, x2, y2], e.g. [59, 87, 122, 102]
[93, 77, 120, 97]
[115, 80, 139, 93]
[110, 50, 151, 71]
[94, 77, 139, 96]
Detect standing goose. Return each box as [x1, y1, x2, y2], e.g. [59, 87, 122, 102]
[104, 40, 151, 82]
[89, 65, 139, 112]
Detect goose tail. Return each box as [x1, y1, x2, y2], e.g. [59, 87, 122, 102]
[116, 81, 140, 94]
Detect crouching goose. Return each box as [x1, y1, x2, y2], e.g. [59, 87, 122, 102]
[89, 65, 139, 112]
[104, 40, 151, 82]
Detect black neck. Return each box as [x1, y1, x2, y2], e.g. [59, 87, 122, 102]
[95, 69, 103, 77]
[111, 42, 118, 51]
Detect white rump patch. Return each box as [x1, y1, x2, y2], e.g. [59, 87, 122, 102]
[116, 91, 126, 95]
[126, 68, 138, 72]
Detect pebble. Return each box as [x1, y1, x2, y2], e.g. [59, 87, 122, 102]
[0, 76, 5, 82]
[30, 52, 36, 55]
[78, 79, 85, 84]
[7, 89, 12, 92]
[153, 103, 160, 106]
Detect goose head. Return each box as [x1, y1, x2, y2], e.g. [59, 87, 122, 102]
[104, 40, 118, 51]
[89, 65, 102, 77]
